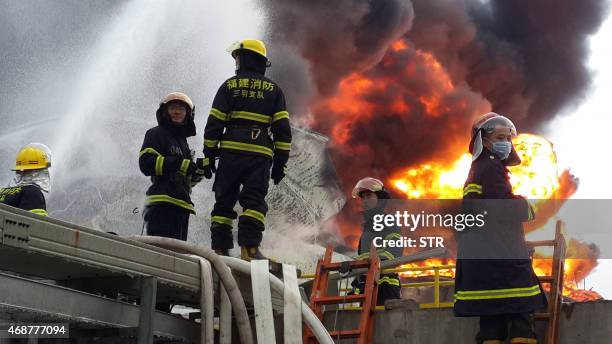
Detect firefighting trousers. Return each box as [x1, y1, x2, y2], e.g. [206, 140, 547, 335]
[351, 273, 401, 306]
[210, 152, 271, 250]
[144, 204, 190, 241]
[476, 313, 537, 343]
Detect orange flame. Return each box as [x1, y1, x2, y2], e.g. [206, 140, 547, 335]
[390, 134, 560, 200]
[391, 153, 471, 199]
[391, 39, 409, 52]
[510, 134, 560, 199]
[314, 39, 599, 301]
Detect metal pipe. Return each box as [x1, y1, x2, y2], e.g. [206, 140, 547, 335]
[321, 248, 447, 282]
[383, 264, 456, 273]
[434, 268, 440, 308]
[402, 281, 455, 288]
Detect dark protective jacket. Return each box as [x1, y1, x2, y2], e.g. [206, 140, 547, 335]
[454, 148, 547, 316]
[139, 123, 195, 214]
[357, 207, 403, 261]
[356, 207, 403, 289]
[203, 71, 291, 167]
[0, 184, 47, 216]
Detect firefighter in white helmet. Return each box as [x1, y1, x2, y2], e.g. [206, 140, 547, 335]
[350, 177, 402, 305]
[455, 112, 545, 344]
[0, 143, 52, 216]
[139, 92, 204, 241]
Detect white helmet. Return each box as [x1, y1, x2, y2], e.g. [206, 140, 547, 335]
[352, 177, 385, 198]
[161, 92, 194, 112]
[469, 112, 519, 165]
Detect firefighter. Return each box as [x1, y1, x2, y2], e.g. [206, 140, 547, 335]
[454, 112, 547, 344]
[139, 92, 202, 241]
[350, 177, 402, 305]
[0, 143, 51, 216]
[201, 39, 291, 262]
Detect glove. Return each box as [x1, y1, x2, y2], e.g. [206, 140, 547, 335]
[180, 161, 199, 188]
[191, 175, 203, 186]
[182, 161, 197, 177]
[191, 160, 204, 187]
[271, 163, 286, 185]
[197, 157, 216, 179]
[526, 200, 536, 221]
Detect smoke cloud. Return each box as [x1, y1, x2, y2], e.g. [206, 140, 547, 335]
[259, 0, 609, 244]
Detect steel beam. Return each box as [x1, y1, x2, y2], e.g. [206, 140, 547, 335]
[0, 272, 198, 343]
[138, 276, 157, 344]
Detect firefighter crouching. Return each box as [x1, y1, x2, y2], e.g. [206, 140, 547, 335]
[350, 177, 402, 305]
[0, 143, 52, 216]
[139, 92, 203, 241]
[201, 39, 291, 262]
[454, 112, 547, 344]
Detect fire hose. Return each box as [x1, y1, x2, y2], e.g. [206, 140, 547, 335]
[217, 255, 335, 344]
[192, 256, 214, 344]
[128, 236, 334, 344]
[127, 236, 253, 344]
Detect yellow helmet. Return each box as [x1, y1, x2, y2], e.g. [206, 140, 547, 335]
[161, 92, 194, 111]
[227, 39, 267, 59]
[13, 143, 52, 171]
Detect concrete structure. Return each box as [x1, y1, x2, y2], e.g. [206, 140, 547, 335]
[321, 300, 612, 343]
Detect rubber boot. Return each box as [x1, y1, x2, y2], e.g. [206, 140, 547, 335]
[509, 313, 537, 343]
[241, 246, 283, 275]
[241, 246, 268, 260]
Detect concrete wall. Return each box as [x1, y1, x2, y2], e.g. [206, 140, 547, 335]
[322, 300, 612, 344]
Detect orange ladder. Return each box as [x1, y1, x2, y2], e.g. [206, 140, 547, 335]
[304, 245, 380, 344]
[528, 220, 566, 344]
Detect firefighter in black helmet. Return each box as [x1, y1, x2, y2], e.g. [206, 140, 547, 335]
[201, 39, 291, 261]
[454, 113, 547, 344]
[0, 143, 52, 216]
[139, 92, 203, 241]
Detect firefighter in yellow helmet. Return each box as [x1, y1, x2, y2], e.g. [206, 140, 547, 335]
[349, 177, 402, 305]
[455, 113, 546, 344]
[139, 92, 204, 241]
[201, 39, 292, 262]
[0, 143, 51, 216]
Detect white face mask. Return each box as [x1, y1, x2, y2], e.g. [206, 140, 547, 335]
[491, 141, 512, 160]
[484, 137, 513, 160]
[12, 169, 51, 192]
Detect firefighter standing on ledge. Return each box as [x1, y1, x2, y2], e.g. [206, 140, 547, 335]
[0, 143, 52, 216]
[351, 177, 402, 305]
[455, 112, 547, 344]
[201, 39, 291, 262]
[139, 92, 203, 241]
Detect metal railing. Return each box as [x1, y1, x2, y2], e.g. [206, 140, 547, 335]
[305, 264, 457, 310]
[391, 265, 456, 309]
